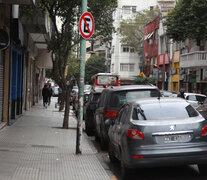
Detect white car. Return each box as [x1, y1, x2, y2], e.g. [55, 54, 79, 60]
[184, 93, 206, 108]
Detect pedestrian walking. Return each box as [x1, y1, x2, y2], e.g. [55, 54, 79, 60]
[177, 88, 185, 99]
[48, 83, 53, 106]
[42, 84, 49, 108]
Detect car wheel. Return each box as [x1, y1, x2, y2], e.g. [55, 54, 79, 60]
[121, 154, 131, 180]
[198, 164, 207, 176]
[100, 134, 108, 150]
[108, 142, 117, 163]
[94, 129, 99, 142]
[85, 114, 94, 136]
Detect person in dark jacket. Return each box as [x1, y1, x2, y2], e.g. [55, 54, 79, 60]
[48, 83, 53, 106]
[42, 84, 49, 108]
[177, 88, 185, 99]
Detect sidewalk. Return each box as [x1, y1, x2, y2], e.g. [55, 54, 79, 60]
[0, 98, 112, 180]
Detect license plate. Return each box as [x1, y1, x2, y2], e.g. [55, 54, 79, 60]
[164, 135, 182, 143]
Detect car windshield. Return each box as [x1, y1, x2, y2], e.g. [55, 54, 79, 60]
[110, 89, 159, 108]
[188, 95, 206, 102]
[133, 102, 198, 120]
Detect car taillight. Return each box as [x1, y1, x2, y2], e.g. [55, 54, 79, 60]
[104, 110, 118, 119]
[126, 129, 144, 140]
[201, 125, 207, 136]
[133, 155, 144, 159]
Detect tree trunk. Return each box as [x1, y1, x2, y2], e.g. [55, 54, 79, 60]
[62, 86, 70, 129]
[59, 90, 65, 111]
[62, 85, 73, 129]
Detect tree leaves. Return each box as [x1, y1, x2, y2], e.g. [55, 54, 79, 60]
[85, 55, 107, 83]
[164, 0, 207, 43]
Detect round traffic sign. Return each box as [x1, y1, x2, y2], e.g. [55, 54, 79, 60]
[79, 12, 94, 39]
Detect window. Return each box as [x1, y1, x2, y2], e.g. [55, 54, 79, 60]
[122, 6, 131, 14]
[120, 63, 135, 72]
[122, 45, 129, 52]
[132, 6, 136, 13]
[109, 89, 159, 108]
[138, 102, 198, 120]
[130, 48, 135, 53]
[129, 64, 134, 72]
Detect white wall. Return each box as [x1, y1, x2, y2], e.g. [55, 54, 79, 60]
[111, 0, 158, 81]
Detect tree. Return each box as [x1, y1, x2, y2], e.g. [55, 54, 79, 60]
[164, 0, 207, 46]
[134, 75, 156, 85]
[85, 55, 106, 83]
[118, 9, 160, 54]
[34, 0, 117, 129]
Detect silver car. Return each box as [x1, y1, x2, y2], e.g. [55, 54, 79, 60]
[107, 97, 207, 179]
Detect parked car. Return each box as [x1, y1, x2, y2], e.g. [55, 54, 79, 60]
[197, 97, 207, 119]
[184, 93, 206, 108]
[71, 87, 78, 107]
[95, 85, 160, 150]
[52, 86, 59, 97]
[73, 87, 91, 118]
[160, 90, 177, 97]
[84, 87, 104, 136]
[107, 97, 207, 179]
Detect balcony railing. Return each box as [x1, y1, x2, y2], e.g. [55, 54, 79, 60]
[180, 51, 207, 68]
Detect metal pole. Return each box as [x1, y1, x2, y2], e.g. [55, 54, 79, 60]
[76, 0, 87, 155]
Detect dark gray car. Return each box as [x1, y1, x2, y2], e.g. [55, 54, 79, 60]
[107, 97, 207, 179]
[95, 85, 160, 150]
[84, 87, 104, 136]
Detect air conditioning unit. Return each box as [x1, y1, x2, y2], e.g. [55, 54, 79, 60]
[145, 52, 149, 57]
[149, 39, 153, 45]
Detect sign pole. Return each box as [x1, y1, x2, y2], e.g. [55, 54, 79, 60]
[76, 0, 87, 154]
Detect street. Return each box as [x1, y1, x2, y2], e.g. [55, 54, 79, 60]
[88, 135, 207, 180]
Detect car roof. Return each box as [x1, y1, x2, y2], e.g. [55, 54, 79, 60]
[102, 85, 158, 92]
[184, 93, 206, 97]
[129, 97, 187, 105]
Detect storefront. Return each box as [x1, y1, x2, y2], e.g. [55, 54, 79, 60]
[0, 50, 4, 123]
[9, 46, 23, 122]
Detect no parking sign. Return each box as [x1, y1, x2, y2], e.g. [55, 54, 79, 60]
[79, 12, 94, 39]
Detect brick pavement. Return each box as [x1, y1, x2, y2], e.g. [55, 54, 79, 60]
[0, 98, 112, 180]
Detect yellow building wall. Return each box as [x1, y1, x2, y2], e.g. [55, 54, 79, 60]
[171, 51, 180, 93]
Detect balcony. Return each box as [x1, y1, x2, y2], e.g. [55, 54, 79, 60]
[20, 9, 52, 49]
[180, 51, 207, 68]
[0, 0, 35, 5]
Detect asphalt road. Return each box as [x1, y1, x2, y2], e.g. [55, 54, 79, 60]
[86, 136, 207, 180]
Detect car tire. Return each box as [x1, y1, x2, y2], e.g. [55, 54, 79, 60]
[198, 164, 207, 176]
[85, 121, 93, 136]
[85, 114, 94, 136]
[121, 156, 131, 180]
[95, 129, 99, 142]
[100, 125, 108, 150]
[100, 134, 108, 150]
[108, 142, 117, 163]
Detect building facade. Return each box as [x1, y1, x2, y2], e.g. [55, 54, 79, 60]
[0, 1, 53, 126]
[110, 0, 157, 85]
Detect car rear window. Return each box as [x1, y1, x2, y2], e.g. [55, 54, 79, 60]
[187, 95, 206, 102]
[109, 89, 159, 108]
[92, 93, 101, 102]
[132, 102, 199, 120]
